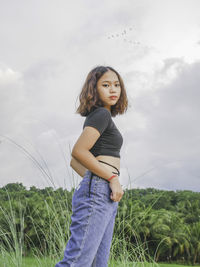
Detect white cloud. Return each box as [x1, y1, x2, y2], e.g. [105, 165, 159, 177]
[122, 59, 200, 191]
[0, 67, 22, 84]
[0, 0, 200, 191]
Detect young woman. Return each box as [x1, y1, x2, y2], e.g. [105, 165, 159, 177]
[55, 66, 128, 267]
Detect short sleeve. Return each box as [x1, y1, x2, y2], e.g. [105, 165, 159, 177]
[83, 107, 111, 135]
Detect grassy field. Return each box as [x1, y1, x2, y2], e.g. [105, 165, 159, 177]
[0, 257, 199, 267]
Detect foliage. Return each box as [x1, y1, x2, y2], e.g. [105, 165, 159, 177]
[0, 183, 200, 264]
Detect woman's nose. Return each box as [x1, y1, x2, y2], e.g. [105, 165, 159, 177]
[110, 85, 116, 92]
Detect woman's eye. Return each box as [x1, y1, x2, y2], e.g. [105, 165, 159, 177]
[102, 83, 120, 87]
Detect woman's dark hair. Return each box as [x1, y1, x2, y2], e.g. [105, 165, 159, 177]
[75, 65, 128, 117]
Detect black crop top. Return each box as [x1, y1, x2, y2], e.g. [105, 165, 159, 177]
[83, 107, 123, 158]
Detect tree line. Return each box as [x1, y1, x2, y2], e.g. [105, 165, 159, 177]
[0, 182, 200, 264]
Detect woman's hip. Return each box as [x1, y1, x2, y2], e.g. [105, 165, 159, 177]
[72, 170, 118, 213]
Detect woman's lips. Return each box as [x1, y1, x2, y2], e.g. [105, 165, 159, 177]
[109, 96, 118, 100]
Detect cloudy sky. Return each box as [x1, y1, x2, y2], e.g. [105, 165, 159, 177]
[0, 0, 200, 192]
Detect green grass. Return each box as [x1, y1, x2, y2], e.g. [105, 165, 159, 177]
[158, 265, 200, 267]
[0, 257, 198, 267]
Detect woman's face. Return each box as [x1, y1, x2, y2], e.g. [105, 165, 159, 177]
[96, 70, 121, 111]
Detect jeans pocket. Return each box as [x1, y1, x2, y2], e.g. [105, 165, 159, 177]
[96, 181, 113, 203]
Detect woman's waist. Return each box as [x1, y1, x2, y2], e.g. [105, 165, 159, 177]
[95, 155, 120, 176]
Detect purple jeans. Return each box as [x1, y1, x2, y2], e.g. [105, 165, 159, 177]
[55, 170, 119, 267]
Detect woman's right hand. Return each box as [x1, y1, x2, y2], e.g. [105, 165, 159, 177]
[109, 176, 124, 202]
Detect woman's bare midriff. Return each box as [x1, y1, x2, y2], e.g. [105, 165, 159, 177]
[95, 155, 120, 175]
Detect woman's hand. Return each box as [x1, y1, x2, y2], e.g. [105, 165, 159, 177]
[109, 176, 124, 202]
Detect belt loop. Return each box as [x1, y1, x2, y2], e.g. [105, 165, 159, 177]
[89, 172, 93, 198]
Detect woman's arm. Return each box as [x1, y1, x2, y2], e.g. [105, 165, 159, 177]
[70, 156, 87, 177]
[71, 126, 116, 180]
[72, 126, 123, 202]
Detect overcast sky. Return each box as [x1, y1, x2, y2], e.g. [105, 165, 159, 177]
[0, 0, 200, 192]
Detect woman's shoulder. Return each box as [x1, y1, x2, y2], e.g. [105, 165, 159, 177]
[83, 106, 111, 134]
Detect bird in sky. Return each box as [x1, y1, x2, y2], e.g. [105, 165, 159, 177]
[107, 26, 141, 46]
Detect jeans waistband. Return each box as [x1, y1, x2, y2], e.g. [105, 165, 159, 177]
[85, 168, 120, 198]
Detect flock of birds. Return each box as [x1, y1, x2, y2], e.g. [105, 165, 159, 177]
[107, 26, 141, 46]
